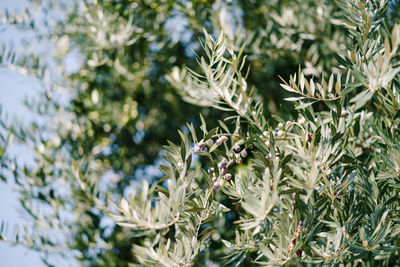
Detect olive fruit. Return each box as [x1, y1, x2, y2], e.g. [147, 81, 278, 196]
[224, 173, 232, 180]
[213, 181, 220, 191]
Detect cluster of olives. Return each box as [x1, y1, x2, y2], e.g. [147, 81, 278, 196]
[291, 221, 303, 257]
[193, 140, 208, 153]
[194, 135, 251, 191]
[195, 116, 315, 191]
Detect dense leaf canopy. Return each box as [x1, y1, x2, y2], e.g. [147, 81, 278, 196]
[1, 0, 400, 266]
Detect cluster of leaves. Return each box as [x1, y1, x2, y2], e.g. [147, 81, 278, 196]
[110, 1, 400, 266]
[0, 0, 400, 266]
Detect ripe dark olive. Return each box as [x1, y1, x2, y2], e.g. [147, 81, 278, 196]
[307, 132, 313, 142]
[296, 249, 302, 257]
[220, 167, 227, 175]
[218, 161, 227, 169]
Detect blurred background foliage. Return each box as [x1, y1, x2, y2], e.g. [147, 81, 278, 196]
[0, 0, 399, 266]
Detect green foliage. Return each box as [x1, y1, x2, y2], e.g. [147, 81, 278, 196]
[1, 0, 400, 266]
[111, 2, 400, 266]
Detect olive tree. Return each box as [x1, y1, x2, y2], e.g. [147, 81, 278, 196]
[1, 0, 399, 266]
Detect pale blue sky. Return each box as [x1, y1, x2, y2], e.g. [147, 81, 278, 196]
[1, 0, 64, 266]
[0, 67, 45, 267]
